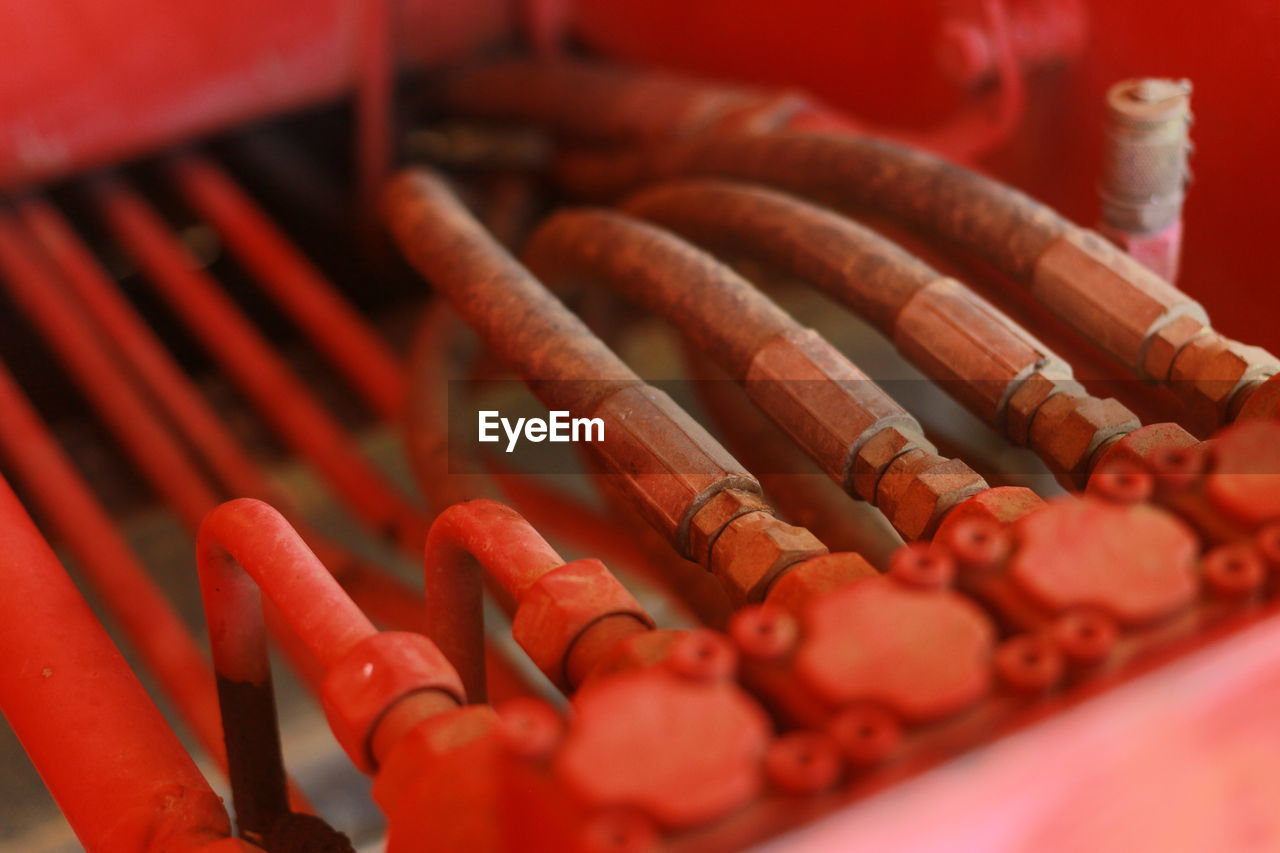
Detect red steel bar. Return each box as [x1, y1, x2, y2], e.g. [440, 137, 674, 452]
[197, 498, 377, 841]
[0, 209, 219, 529]
[18, 195, 442, 641]
[94, 175, 423, 544]
[0, 361, 226, 768]
[169, 154, 406, 420]
[18, 200, 538, 706]
[0, 474, 240, 853]
[18, 195, 272, 504]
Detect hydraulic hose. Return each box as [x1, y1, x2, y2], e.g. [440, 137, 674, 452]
[522, 208, 989, 539]
[620, 179, 1177, 486]
[383, 166, 831, 604]
[552, 131, 1279, 436]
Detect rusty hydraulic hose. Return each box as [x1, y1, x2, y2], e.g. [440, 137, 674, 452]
[522, 208, 989, 540]
[0, 476, 245, 853]
[424, 499, 653, 701]
[383, 167, 836, 604]
[551, 132, 1280, 437]
[620, 179, 1181, 488]
[405, 300, 718, 622]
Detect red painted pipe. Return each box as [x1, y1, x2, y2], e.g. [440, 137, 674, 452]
[0, 360, 226, 770]
[18, 194, 439, 646]
[169, 154, 406, 420]
[423, 499, 567, 703]
[18, 195, 272, 505]
[0, 209, 220, 529]
[197, 498, 377, 840]
[18, 198, 537, 707]
[94, 175, 423, 545]
[0, 474, 237, 853]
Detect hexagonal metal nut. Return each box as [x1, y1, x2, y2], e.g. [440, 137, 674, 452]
[1090, 421, 1199, 475]
[1005, 370, 1085, 447]
[848, 424, 932, 502]
[932, 486, 1045, 547]
[511, 558, 655, 690]
[1141, 314, 1206, 382]
[321, 631, 466, 773]
[1033, 229, 1206, 370]
[875, 450, 989, 541]
[764, 551, 879, 614]
[687, 488, 772, 569]
[710, 511, 828, 605]
[1170, 334, 1280, 436]
[592, 384, 760, 552]
[1029, 394, 1140, 487]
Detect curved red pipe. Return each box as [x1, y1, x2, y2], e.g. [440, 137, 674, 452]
[197, 498, 377, 839]
[423, 499, 569, 703]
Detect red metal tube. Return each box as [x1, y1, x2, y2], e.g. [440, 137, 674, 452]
[423, 499, 565, 703]
[0, 360, 226, 769]
[197, 498, 377, 840]
[424, 499, 653, 701]
[18, 195, 438, 643]
[0, 474, 235, 853]
[18, 195, 272, 505]
[94, 175, 423, 544]
[16, 200, 534, 706]
[169, 154, 406, 420]
[0, 209, 220, 529]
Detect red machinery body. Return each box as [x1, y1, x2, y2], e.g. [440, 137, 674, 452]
[1, 1, 1280, 852]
